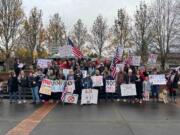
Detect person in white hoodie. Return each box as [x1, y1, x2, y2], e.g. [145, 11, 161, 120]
[143, 76, 151, 101]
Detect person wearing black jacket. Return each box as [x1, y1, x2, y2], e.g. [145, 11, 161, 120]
[8, 72, 18, 103]
[28, 72, 40, 104]
[171, 70, 179, 103]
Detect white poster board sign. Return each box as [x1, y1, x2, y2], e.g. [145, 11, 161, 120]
[39, 79, 52, 95]
[147, 54, 158, 65]
[149, 74, 166, 85]
[116, 64, 124, 72]
[91, 76, 103, 87]
[37, 59, 52, 68]
[131, 56, 141, 66]
[121, 84, 137, 96]
[81, 70, 87, 78]
[106, 80, 116, 93]
[64, 93, 78, 104]
[58, 46, 73, 57]
[66, 80, 75, 93]
[51, 80, 65, 93]
[81, 89, 98, 105]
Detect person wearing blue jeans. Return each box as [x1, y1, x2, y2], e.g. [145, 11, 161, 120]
[28, 72, 40, 104]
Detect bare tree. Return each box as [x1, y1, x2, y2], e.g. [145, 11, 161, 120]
[72, 19, 87, 50]
[133, 1, 153, 64]
[111, 9, 132, 48]
[88, 15, 108, 58]
[0, 0, 24, 69]
[47, 13, 66, 54]
[151, 0, 179, 70]
[20, 7, 44, 62]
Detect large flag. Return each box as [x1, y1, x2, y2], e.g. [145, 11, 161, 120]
[110, 47, 122, 79]
[67, 38, 83, 58]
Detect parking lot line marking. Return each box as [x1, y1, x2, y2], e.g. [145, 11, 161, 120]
[5, 103, 57, 135]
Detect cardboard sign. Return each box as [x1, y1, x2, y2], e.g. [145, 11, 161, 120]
[81, 89, 98, 105]
[37, 59, 52, 68]
[18, 63, 24, 68]
[66, 80, 75, 93]
[106, 80, 116, 93]
[149, 74, 166, 85]
[116, 64, 124, 72]
[64, 93, 78, 104]
[121, 84, 137, 96]
[91, 76, 103, 87]
[147, 54, 158, 65]
[39, 79, 52, 95]
[51, 80, 65, 93]
[58, 46, 73, 57]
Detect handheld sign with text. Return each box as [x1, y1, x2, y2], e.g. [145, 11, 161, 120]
[147, 54, 158, 65]
[91, 76, 103, 87]
[63, 69, 70, 79]
[149, 74, 166, 85]
[51, 80, 65, 93]
[81, 89, 98, 105]
[64, 93, 78, 104]
[81, 70, 87, 78]
[106, 80, 116, 93]
[116, 64, 124, 73]
[39, 79, 52, 95]
[58, 46, 73, 57]
[121, 84, 137, 96]
[66, 80, 75, 93]
[37, 59, 52, 68]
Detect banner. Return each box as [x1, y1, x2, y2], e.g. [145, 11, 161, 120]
[58, 46, 73, 57]
[37, 59, 52, 68]
[39, 79, 52, 95]
[64, 93, 78, 104]
[116, 64, 124, 72]
[147, 54, 158, 65]
[66, 80, 75, 93]
[149, 74, 166, 85]
[51, 80, 65, 93]
[106, 80, 116, 93]
[121, 84, 137, 96]
[91, 76, 103, 87]
[81, 89, 98, 105]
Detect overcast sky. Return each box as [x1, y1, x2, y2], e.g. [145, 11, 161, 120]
[22, 0, 153, 30]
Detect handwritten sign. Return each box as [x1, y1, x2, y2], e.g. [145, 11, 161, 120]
[149, 74, 166, 85]
[81, 89, 98, 105]
[58, 46, 73, 57]
[106, 80, 116, 93]
[51, 80, 65, 93]
[121, 84, 137, 96]
[66, 80, 75, 93]
[116, 64, 124, 72]
[39, 79, 52, 95]
[131, 56, 141, 66]
[91, 76, 103, 87]
[81, 70, 87, 78]
[37, 59, 52, 68]
[147, 54, 158, 65]
[64, 93, 78, 104]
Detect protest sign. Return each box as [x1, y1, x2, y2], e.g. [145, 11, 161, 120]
[58, 46, 73, 57]
[81, 70, 87, 78]
[18, 63, 24, 68]
[149, 74, 166, 85]
[131, 56, 141, 66]
[64, 93, 78, 104]
[66, 80, 75, 93]
[106, 80, 116, 93]
[147, 54, 158, 65]
[121, 84, 137, 96]
[39, 79, 52, 95]
[37, 59, 52, 68]
[117, 47, 124, 58]
[51, 80, 65, 93]
[91, 76, 103, 87]
[116, 64, 124, 72]
[81, 89, 98, 105]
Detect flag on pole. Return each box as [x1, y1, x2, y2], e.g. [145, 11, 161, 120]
[110, 47, 121, 79]
[67, 37, 83, 58]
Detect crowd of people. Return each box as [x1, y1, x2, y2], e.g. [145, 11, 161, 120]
[0, 58, 179, 105]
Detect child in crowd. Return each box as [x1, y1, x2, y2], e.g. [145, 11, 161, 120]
[143, 77, 151, 101]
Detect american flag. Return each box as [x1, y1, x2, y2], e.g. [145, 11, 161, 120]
[110, 47, 121, 78]
[67, 38, 83, 59]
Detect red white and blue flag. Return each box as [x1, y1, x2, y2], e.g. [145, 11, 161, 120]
[67, 38, 83, 59]
[110, 47, 122, 79]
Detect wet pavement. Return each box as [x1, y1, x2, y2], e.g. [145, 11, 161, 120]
[0, 100, 180, 135]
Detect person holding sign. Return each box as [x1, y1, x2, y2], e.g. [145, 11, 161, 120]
[105, 71, 114, 101]
[116, 68, 125, 101]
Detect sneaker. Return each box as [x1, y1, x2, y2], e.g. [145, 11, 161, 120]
[117, 99, 120, 102]
[18, 101, 22, 104]
[23, 100, 27, 103]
